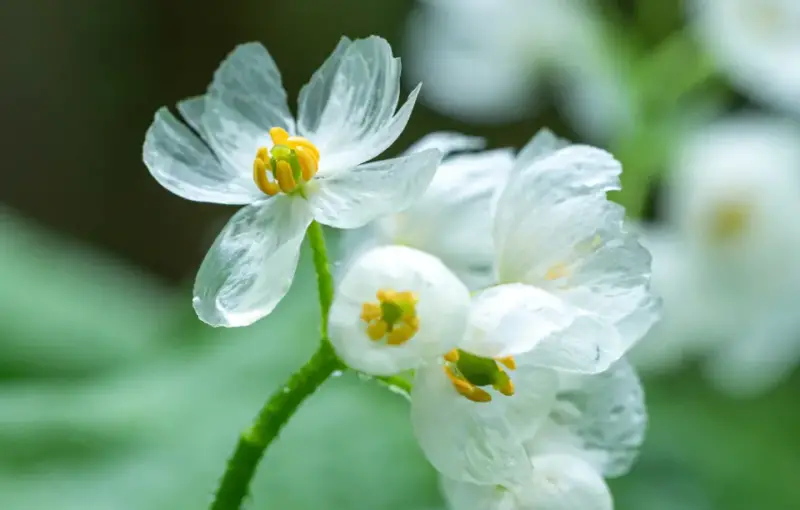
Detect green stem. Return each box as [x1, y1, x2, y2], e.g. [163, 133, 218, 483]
[209, 221, 342, 510]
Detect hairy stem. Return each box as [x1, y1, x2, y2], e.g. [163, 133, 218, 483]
[209, 221, 342, 510]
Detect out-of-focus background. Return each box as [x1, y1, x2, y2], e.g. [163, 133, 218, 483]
[1, 0, 799, 508]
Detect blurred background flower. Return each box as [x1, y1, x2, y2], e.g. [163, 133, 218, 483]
[1, 0, 799, 509]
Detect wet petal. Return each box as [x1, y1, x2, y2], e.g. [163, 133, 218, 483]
[328, 246, 469, 375]
[309, 149, 441, 229]
[193, 197, 312, 327]
[298, 36, 418, 170]
[465, 284, 621, 373]
[515, 455, 613, 510]
[143, 107, 259, 204]
[411, 362, 557, 485]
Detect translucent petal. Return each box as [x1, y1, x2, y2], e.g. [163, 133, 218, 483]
[440, 477, 517, 510]
[378, 147, 513, 289]
[308, 149, 441, 229]
[143, 107, 259, 204]
[514, 129, 570, 172]
[494, 148, 657, 356]
[297, 36, 417, 171]
[403, 131, 486, 156]
[328, 246, 469, 375]
[464, 284, 621, 373]
[193, 197, 312, 327]
[202, 43, 293, 177]
[176, 96, 206, 134]
[530, 359, 647, 477]
[411, 362, 557, 485]
[515, 455, 613, 510]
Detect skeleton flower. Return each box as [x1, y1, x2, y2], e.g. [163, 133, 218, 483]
[143, 37, 440, 327]
[411, 131, 657, 485]
[687, 0, 800, 116]
[632, 114, 800, 396]
[328, 245, 470, 375]
[438, 360, 645, 509]
[341, 132, 515, 290]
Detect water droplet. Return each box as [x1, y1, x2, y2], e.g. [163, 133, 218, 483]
[331, 370, 344, 377]
[386, 384, 411, 401]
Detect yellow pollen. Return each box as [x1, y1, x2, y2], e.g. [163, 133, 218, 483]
[710, 200, 750, 242]
[444, 366, 492, 403]
[545, 262, 570, 281]
[252, 127, 320, 196]
[443, 352, 518, 403]
[360, 288, 420, 346]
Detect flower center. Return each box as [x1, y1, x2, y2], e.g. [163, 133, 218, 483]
[709, 200, 750, 242]
[442, 349, 516, 403]
[360, 289, 420, 345]
[253, 127, 320, 196]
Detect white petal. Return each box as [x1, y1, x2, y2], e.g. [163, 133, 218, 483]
[440, 478, 517, 510]
[403, 131, 487, 156]
[201, 43, 294, 178]
[308, 149, 441, 229]
[193, 197, 312, 327]
[514, 129, 571, 173]
[494, 148, 657, 356]
[298, 36, 417, 171]
[464, 284, 621, 373]
[176, 96, 206, 134]
[386, 147, 514, 289]
[328, 246, 469, 375]
[205, 42, 294, 133]
[530, 359, 647, 477]
[515, 455, 613, 510]
[411, 362, 558, 485]
[143, 107, 259, 204]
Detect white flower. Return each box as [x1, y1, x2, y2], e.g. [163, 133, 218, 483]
[631, 114, 800, 396]
[404, 0, 633, 140]
[465, 131, 659, 375]
[341, 132, 515, 289]
[687, 0, 800, 116]
[437, 360, 645, 508]
[143, 37, 441, 327]
[328, 245, 470, 375]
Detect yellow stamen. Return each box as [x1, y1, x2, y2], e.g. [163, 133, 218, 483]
[495, 376, 515, 397]
[275, 160, 296, 193]
[545, 262, 570, 281]
[360, 288, 420, 346]
[444, 366, 492, 403]
[360, 303, 382, 322]
[288, 136, 320, 162]
[497, 356, 516, 370]
[295, 147, 318, 181]
[443, 349, 460, 363]
[366, 320, 388, 341]
[269, 127, 290, 145]
[253, 158, 279, 196]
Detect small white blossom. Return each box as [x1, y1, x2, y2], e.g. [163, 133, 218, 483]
[404, 0, 633, 140]
[632, 114, 800, 396]
[465, 131, 659, 375]
[687, 0, 800, 116]
[436, 360, 645, 507]
[342, 132, 515, 289]
[328, 245, 470, 376]
[143, 37, 441, 327]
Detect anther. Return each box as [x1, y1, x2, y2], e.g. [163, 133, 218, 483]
[497, 357, 516, 370]
[444, 349, 460, 363]
[445, 366, 492, 403]
[269, 127, 290, 145]
[361, 303, 382, 322]
[275, 160, 297, 193]
[366, 320, 388, 341]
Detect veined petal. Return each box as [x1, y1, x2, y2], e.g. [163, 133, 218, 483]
[403, 131, 487, 156]
[205, 42, 294, 134]
[411, 362, 558, 485]
[176, 96, 206, 135]
[465, 284, 621, 373]
[143, 107, 260, 204]
[530, 359, 647, 478]
[494, 150, 657, 355]
[514, 455, 613, 510]
[308, 149, 441, 229]
[328, 246, 469, 375]
[298, 36, 417, 171]
[193, 197, 312, 327]
[514, 129, 570, 172]
[202, 43, 293, 177]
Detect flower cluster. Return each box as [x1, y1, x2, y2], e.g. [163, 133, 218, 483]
[144, 36, 659, 510]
